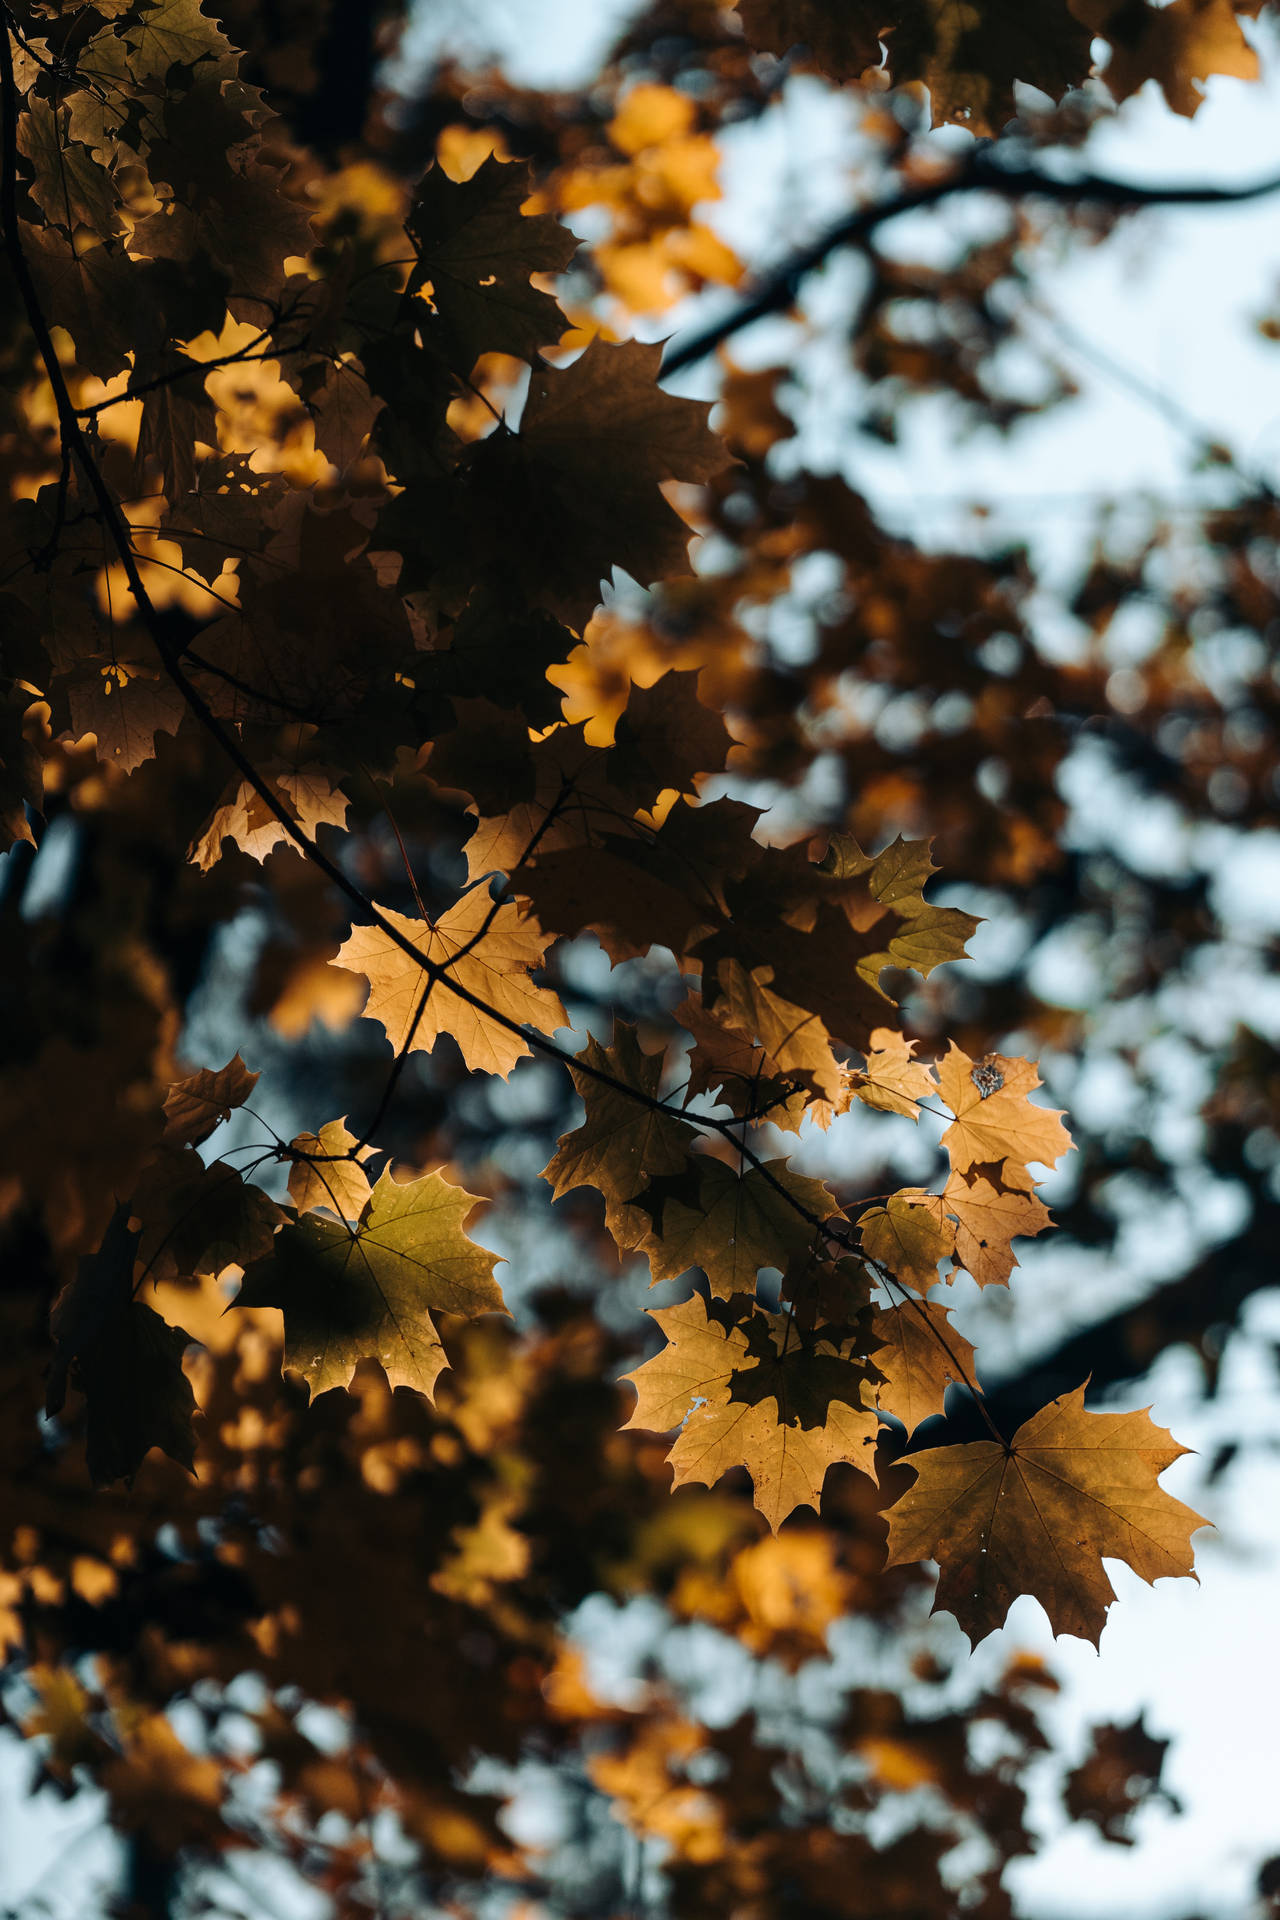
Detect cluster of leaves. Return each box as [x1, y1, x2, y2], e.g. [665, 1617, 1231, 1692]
[2, 0, 1276, 1912]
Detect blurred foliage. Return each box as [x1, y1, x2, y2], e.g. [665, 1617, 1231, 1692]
[0, 0, 1279, 1915]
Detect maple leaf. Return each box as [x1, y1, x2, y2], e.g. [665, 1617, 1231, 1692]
[161, 456, 287, 585]
[191, 762, 350, 871]
[63, 647, 188, 774]
[851, 1028, 937, 1120]
[859, 1190, 955, 1291]
[698, 905, 898, 1057]
[123, 0, 236, 83]
[287, 1118, 373, 1221]
[1099, 0, 1258, 118]
[637, 1156, 839, 1298]
[414, 336, 729, 628]
[333, 894, 566, 1079]
[870, 1301, 977, 1435]
[815, 833, 980, 980]
[21, 225, 137, 379]
[884, 1384, 1211, 1645]
[608, 671, 733, 798]
[623, 1294, 880, 1529]
[237, 1167, 506, 1399]
[734, 0, 1094, 136]
[130, 1148, 284, 1282]
[162, 1055, 259, 1149]
[74, 1302, 197, 1487]
[1063, 1715, 1176, 1843]
[674, 988, 809, 1132]
[17, 100, 118, 237]
[937, 1044, 1072, 1178]
[407, 156, 577, 367]
[542, 1025, 698, 1249]
[431, 596, 576, 729]
[943, 1166, 1051, 1288]
[711, 958, 844, 1110]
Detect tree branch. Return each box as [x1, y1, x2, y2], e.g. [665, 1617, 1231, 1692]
[660, 148, 1280, 378]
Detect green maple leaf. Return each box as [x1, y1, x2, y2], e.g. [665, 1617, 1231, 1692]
[237, 1168, 506, 1399]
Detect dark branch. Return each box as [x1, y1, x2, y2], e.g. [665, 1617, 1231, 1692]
[661, 149, 1280, 378]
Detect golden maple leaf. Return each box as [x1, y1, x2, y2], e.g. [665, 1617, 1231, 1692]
[883, 1385, 1210, 1645]
[937, 1044, 1072, 1179]
[870, 1301, 977, 1435]
[623, 1294, 880, 1530]
[238, 1167, 505, 1400]
[859, 1190, 955, 1291]
[333, 894, 566, 1079]
[851, 1028, 938, 1120]
[943, 1167, 1052, 1288]
[287, 1117, 374, 1221]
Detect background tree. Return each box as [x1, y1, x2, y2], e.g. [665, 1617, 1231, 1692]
[0, 0, 1277, 1915]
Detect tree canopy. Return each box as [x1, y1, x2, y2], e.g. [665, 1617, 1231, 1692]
[0, 0, 1277, 1914]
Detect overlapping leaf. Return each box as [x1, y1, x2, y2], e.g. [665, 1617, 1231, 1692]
[623, 1294, 881, 1529]
[636, 1156, 839, 1298]
[542, 1025, 697, 1249]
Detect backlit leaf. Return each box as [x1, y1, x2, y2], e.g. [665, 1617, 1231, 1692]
[884, 1385, 1211, 1644]
[623, 1294, 881, 1529]
[938, 1044, 1072, 1178]
[334, 895, 567, 1079]
[237, 1167, 505, 1399]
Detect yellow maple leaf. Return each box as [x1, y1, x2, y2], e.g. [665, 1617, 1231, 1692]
[851, 1028, 937, 1120]
[859, 1189, 955, 1291]
[937, 1044, 1072, 1178]
[333, 894, 566, 1078]
[287, 1117, 374, 1221]
[623, 1295, 880, 1530]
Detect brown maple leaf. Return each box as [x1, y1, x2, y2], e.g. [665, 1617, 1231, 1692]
[637, 1156, 839, 1299]
[871, 1300, 977, 1435]
[884, 1384, 1210, 1644]
[408, 154, 578, 367]
[943, 1166, 1051, 1288]
[542, 1024, 697, 1250]
[162, 1054, 259, 1149]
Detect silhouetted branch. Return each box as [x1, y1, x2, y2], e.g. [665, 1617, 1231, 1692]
[661, 149, 1280, 378]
